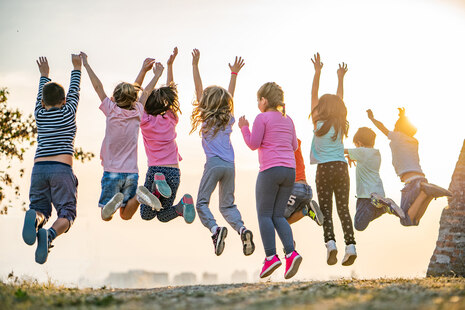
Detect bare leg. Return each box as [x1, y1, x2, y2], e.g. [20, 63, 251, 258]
[120, 196, 140, 220]
[287, 210, 305, 224]
[51, 218, 70, 236]
[407, 191, 433, 225]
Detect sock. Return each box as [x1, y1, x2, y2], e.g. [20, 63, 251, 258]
[48, 227, 57, 241]
[285, 252, 293, 258]
[211, 225, 219, 235]
[239, 226, 246, 235]
[266, 255, 275, 261]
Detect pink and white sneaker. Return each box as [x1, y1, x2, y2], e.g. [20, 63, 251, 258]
[284, 251, 303, 279]
[260, 255, 282, 278]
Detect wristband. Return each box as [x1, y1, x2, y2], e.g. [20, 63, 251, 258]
[231, 72, 238, 75]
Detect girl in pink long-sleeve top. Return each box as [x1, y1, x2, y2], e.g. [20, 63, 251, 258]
[238, 82, 302, 280]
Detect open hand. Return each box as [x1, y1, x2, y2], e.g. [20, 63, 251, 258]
[337, 62, 348, 79]
[311, 53, 323, 72]
[167, 47, 178, 66]
[36, 57, 49, 77]
[142, 58, 156, 72]
[153, 62, 164, 77]
[366, 109, 374, 120]
[229, 56, 245, 74]
[192, 49, 200, 66]
[346, 155, 356, 168]
[238, 115, 249, 128]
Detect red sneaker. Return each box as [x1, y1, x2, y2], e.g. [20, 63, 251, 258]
[260, 255, 282, 278]
[284, 251, 302, 279]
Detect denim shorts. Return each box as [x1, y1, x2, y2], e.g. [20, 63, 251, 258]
[98, 172, 138, 207]
[284, 182, 313, 218]
[29, 161, 78, 225]
[400, 177, 427, 226]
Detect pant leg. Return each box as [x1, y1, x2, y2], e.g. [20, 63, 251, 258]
[49, 164, 78, 227]
[29, 164, 53, 223]
[140, 167, 158, 220]
[399, 178, 426, 226]
[316, 163, 336, 243]
[354, 198, 385, 231]
[333, 162, 356, 245]
[195, 160, 222, 230]
[271, 167, 296, 255]
[218, 163, 244, 233]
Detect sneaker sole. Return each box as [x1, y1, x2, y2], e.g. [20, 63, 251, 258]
[310, 200, 324, 226]
[260, 261, 282, 278]
[35, 228, 49, 264]
[327, 249, 338, 265]
[342, 254, 357, 266]
[241, 230, 255, 256]
[285, 255, 303, 279]
[137, 186, 162, 211]
[215, 227, 228, 256]
[102, 193, 124, 220]
[154, 173, 172, 198]
[23, 209, 37, 245]
[182, 194, 195, 224]
[421, 182, 452, 198]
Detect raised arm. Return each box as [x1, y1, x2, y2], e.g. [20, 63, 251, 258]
[336, 62, 348, 99]
[35, 56, 51, 113]
[65, 54, 82, 113]
[80, 52, 107, 102]
[192, 49, 203, 102]
[228, 56, 245, 98]
[166, 47, 178, 85]
[139, 62, 164, 106]
[310, 53, 323, 125]
[134, 58, 156, 87]
[367, 109, 389, 136]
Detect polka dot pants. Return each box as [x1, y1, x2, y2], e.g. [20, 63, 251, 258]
[316, 161, 355, 245]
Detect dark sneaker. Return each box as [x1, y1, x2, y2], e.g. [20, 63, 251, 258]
[35, 229, 53, 264]
[306, 200, 324, 226]
[102, 192, 124, 220]
[421, 182, 452, 198]
[212, 227, 228, 256]
[371, 193, 405, 219]
[179, 194, 195, 224]
[152, 173, 172, 198]
[23, 209, 39, 245]
[241, 229, 255, 256]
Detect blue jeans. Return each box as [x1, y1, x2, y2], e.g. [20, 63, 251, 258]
[98, 172, 138, 207]
[284, 182, 313, 218]
[400, 177, 427, 226]
[354, 198, 386, 231]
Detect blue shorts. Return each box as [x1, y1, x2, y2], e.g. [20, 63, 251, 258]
[284, 182, 313, 218]
[29, 161, 78, 225]
[98, 172, 138, 208]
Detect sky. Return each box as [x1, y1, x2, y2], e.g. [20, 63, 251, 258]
[0, 0, 464, 286]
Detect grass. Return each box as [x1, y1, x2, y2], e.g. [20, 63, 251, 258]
[1, 275, 464, 309]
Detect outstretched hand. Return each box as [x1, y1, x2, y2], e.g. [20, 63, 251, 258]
[192, 49, 200, 66]
[238, 116, 249, 128]
[36, 57, 49, 77]
[229, 56, 245, 74]
[167, 47, 178, 66]
[337, 62, 348, 79]
[153, 62, 164, 77]
[142, 58, 156, 72]
[311, 53, 323, 72]
[366, 109, 374, 120]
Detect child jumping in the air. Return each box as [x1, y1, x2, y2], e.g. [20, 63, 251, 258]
[239, 82, 302, 280]
[80, 52, 161, 221]
[345, 127, 405, 231]
[285, 138, 324, 227]
[367, 108, 452, 226]
[22, 55, 82, 264]
[191, 49, 255, 256]
[139, 47, 196, 224]
[310, 53, 356, 266]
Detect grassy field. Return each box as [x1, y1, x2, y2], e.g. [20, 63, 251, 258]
[1, 276, 464, 310]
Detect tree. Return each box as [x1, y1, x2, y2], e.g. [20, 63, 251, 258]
[0, 87, 94, 214]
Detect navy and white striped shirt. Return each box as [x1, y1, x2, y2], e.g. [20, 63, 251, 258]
[34, 70, 81, 159]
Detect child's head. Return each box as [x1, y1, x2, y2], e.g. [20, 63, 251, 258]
[353, 127, 376, 147]
[190, 86, 233, 137]
[257, 82, 285, 115]
[313, 94, 349, 141]
[112, 82, 140, 109]
[394, 107, 417, 137]
[42, 82, 65, 107]
[145, 84, 180, 117]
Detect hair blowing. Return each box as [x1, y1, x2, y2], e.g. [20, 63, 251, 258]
[257, 82, 286, 115]
[190, 86, 233, 138]
[313, 94, 349, 141]
[113, 82, 140, 109]
[145, 83, 181, 117]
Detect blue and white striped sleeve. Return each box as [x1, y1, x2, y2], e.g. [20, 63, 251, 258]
[65, 70, 81, 114]
[35, 76, 51, 115]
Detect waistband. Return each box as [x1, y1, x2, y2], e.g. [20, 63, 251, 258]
[34, 161, 71, 168]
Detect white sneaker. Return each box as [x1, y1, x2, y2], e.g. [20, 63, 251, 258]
[102, 192, 124, 220]
[136, 186, 162, 211]
[342, 244, 357, 266]
[325, 240, 338, 265]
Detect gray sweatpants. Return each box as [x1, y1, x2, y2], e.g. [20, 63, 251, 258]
[196, 156, 244, 233]
[256, 166, 295, 256]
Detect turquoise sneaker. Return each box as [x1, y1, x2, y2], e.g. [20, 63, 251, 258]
[153, 173, 172, 198]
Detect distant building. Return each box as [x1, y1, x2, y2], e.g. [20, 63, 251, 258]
[173, 272, 197, 285]
[202, 272, 218, 284]
[105, 270, 169, 288]
[231, 270, 248, 283]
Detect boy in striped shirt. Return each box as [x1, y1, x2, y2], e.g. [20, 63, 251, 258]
[22, 55, 82, 264]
